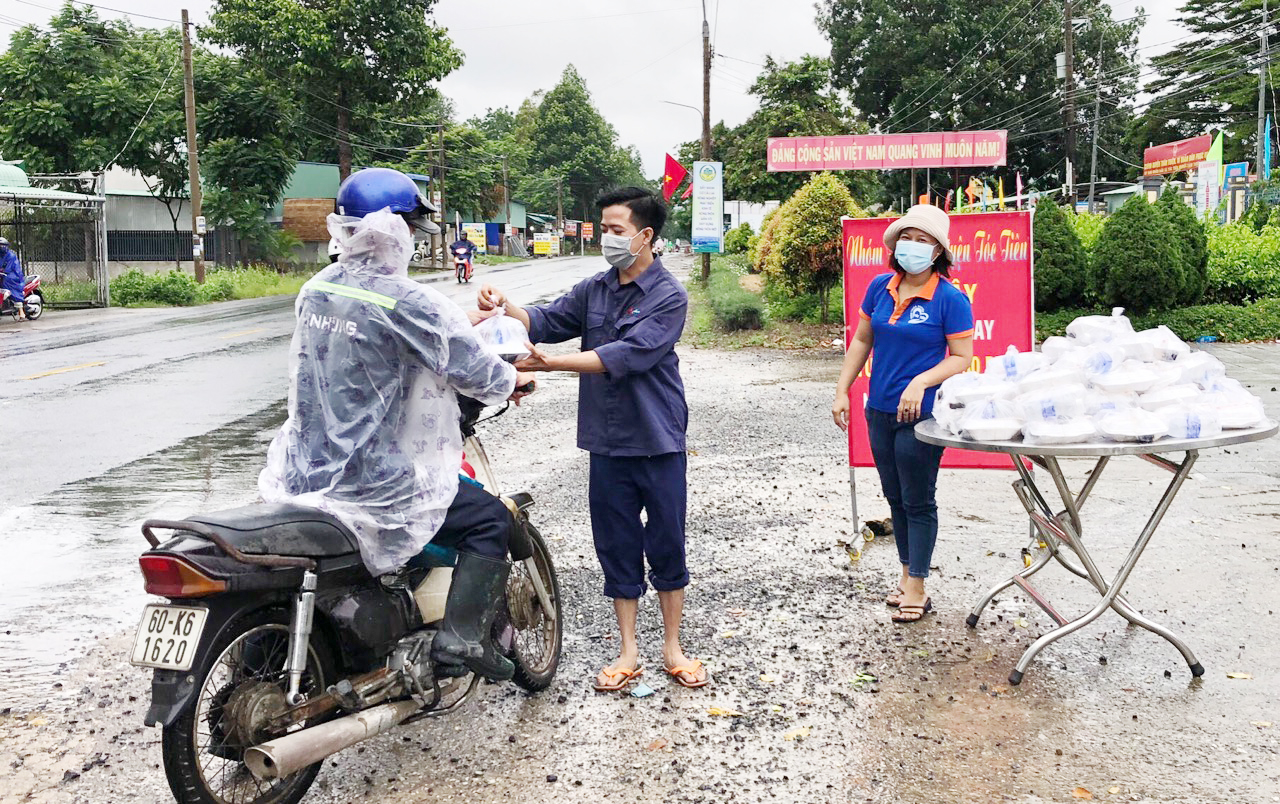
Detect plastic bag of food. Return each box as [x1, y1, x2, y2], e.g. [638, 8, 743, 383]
[1198, 376, 1246, 395]
[1040, 336, 1080, 364]
[1195, 391, 1267, 429]
[1138, 383, 1203, 411]
[1083, 390, 1137, 416]
[1066, 307, 1134, 345]
[1017, 365, 1086, 394]
[1014, 383, 1089, 423]
[957, 398, 1024, 441]
[1156, 407, 1222, 441]
[1175, 351, 1226, 386]
[984, 346, 1049, 382]
[1094, 408, 1169, 443]
[1023, 418, 1097, 446]
[1144, 361, 1182, 393]
[1080, 343, 1129, 379]
[1089, 361, 1160, 394]
[1113, 326, 1190, 362]
[473, 309, 531, 360]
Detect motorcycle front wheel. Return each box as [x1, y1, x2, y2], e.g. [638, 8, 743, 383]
[508, 522, 563, 691]
[161, 608, 336, 804]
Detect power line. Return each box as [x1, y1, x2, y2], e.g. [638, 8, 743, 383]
[101, 53, 181, 170]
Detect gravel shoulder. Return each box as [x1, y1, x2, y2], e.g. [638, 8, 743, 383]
[3, 339, 1279, 804]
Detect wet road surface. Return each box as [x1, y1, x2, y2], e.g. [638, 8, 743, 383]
[3, 265, 1279, 803]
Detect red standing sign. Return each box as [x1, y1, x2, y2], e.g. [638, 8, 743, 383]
[842, 211, 1035, 470]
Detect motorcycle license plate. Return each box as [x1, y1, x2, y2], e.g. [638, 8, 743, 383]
[129, 605, 207, 671]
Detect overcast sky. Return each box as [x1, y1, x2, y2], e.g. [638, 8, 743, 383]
[1, 0, 1188, 177]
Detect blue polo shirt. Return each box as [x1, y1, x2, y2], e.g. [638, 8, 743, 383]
[859, 272, 974, 415]
[526, 258, 688, 457]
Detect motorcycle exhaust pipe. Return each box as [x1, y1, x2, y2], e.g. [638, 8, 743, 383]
[244, 699, 421, 781]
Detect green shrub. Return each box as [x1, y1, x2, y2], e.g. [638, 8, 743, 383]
[1068, 211, 1105, 302]
[1204, 222, 1280, 304]
[1095, 195, 1181, 314]
[109, 269, 151, 306]
[753, 203, 788, 276]
[723, 222, 753, 254]
[1033, 202, 1088, 311]
[1035, 297, 1280, 343]
[148, 270, 198, 305]
[763, 282, 845, 325]
[195, 273, 236, 303]
[707, 261, 764, 331]
[1154, 186, 1208, 304]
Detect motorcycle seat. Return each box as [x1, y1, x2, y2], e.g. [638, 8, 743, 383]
[185, 503, 359, 558]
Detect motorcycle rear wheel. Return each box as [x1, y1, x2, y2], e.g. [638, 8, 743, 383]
[508, 522, 563, 691]
[162, 608, 336, 804]
[24, 292, 43, 321]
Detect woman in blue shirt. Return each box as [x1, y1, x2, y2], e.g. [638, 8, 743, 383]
[831, 205, 974, 623]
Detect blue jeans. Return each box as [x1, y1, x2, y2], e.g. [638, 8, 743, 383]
[865, 409, 945, 579]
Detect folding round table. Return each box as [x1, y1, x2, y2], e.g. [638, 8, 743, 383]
[914, 419, 1278, 685]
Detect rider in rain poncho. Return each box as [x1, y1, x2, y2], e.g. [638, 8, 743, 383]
[259, 168, 533, 680]
[0, 238, 25, 320]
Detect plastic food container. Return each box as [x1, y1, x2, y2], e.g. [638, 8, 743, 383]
[959, 418, 1024, 441]
[1090, 364, 1160, 394]
[1066, 307, 1134, 345]
[1040, 336, 1080, 364]
[1156, 408, 1222, 441]
[1175, 351, 1226, 386]
[1083, 391, 1137, 416]
[1138, 383, 1202, 411]
[1094, 409, 1169, 443]
[1196, 393, 1267, 429]
[1017, 365, 1086, 395]
[1080, 344, 1129, 378]
[985, 346, 1049, 382]
[1023, 419, 1097, 445]
[1114, 326, 1190, 362]
[1014, 384, 1089, 422]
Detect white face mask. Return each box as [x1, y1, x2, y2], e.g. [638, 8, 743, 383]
[601, 229, 650, 270]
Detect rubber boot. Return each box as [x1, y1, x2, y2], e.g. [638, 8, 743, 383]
[429, 552, 515, 681]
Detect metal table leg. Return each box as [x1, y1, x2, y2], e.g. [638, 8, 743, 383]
[1003, 451, 1202, 685]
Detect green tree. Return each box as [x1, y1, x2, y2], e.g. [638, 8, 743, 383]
[769, 173, 863, 323]
[820, 0, 1142, 193]
[405, 122, 504, 220]
[1095, 195, 1181, 313]
[206, 0, 462, 180]
[1140, 0, 1276, 166]
[1154, 186, 1208, 304]
[1032, 202, 1089, 311]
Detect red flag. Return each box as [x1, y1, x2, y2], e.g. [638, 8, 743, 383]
[662, 154, 688, 201]
[680, 182, 693, 200]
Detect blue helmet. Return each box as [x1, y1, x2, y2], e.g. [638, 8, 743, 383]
[336, 168, 440, 234]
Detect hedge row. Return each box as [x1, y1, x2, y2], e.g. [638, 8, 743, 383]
[1035, 297, 1280, 343]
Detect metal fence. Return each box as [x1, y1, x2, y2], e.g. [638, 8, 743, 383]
[0, 189, 108, 308]
[107, 229, 232, 262]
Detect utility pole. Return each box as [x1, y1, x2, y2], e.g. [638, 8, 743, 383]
[1087, 31, 1103, 212]
[181, 10, 204, 283]
[1259, 0, 1270, 177]
[437, 126, 447, 262]
[701, 0, 712, 282]
[502, 155, 511, 256]
[1063, 0, 1076, 202]
[556, 178, 564, 258]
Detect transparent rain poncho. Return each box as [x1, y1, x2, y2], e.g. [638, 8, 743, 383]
[259, 209, 517, 575]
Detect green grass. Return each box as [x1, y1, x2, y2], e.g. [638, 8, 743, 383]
[475, 253, 528, 265]
[109, 265, 311, 307]
[40, 278, 100, 304]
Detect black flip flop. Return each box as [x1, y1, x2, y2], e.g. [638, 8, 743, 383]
[892, 597, 933, 623]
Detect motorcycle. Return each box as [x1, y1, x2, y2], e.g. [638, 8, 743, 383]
[453, 247, 472, 283]
[131, 392, 561, 804]
[1, 274, 44, 321]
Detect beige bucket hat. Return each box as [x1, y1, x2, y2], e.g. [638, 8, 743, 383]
[882, 204, 954, 264]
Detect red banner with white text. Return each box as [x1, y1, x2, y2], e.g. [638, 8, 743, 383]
[842, 211, 1035, 470]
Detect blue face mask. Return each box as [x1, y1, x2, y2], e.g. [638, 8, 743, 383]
[894, 239, 937, 275]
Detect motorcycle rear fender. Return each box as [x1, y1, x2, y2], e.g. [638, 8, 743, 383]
[506, 493, 536, 562]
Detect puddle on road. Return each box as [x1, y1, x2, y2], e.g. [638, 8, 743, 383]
[0, 402, 286, 707]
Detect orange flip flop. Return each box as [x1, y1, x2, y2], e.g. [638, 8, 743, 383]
[664, 659, 709, 688]
[593, 665, 643, 692]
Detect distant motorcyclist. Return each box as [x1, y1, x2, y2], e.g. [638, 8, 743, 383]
[450, 231, 476, 280]
[0, 238, 25, 321]
[258, 168, 534, 681]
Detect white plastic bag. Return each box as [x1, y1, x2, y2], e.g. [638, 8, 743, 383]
[1080, 343, 1129, 379]
[1083, 390, 1137, 417]
[1017, 365, 1086, 394]
[1089, 361, 1160, 394]
[1040, 336, 1080, 364]
[1014, 383, 1088, 423]
[1023, 418, 1097, 446]
[1066, 307, 1134, 345]
[1144, 361, 1182, 393]
[1195, 391, 1267, 429]
[985, 346, 1049, 382]
[1114, 326, 1190, 362]
[1138, 383, 1203, 411]
[1175, 351, 1226, 386]
[957, 398, 1024, 441]
[473, 310, 531, 360]
[1094, 409, 1169, 443]
[1156, 407, 1222, 441]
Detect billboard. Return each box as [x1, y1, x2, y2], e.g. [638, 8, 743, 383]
[462, 222, 487, 251]
[533, 233, 552, 256]
[691, 161, 724, 253]
[842, 211, 1035, 470]
[582, 222, 594, 239]
[564, 221, 578, 237]
[767, 131, 1007, 172]
[1142, 135, 1212, 177]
